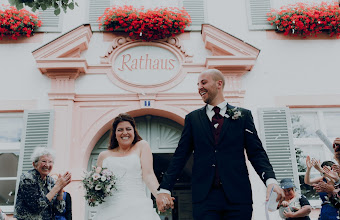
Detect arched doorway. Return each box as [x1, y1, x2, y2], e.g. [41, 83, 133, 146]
[86, 115, 193, 220]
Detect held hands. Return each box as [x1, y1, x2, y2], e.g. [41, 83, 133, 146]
[266, 183, 285, 204]
[156, 193, 175, 212]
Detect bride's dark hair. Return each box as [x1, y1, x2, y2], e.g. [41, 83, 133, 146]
[108, 113, 142, 150]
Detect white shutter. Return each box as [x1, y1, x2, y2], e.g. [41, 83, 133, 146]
[89, 0, 111, 31]
[183, 0, 205, 31]
[36, 8, 63, 32]
[246, 0, 274, 30]
[258, 107, 299, 189]
[14, 110, 54, 204]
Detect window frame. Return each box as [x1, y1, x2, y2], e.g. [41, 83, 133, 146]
[0, 112, 24, 213]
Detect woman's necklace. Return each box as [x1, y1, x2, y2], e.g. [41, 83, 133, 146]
[117, 146, 131, 155]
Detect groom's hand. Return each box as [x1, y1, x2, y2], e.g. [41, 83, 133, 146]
[266, 183, 285, 204]
[156, 193, 174, 212]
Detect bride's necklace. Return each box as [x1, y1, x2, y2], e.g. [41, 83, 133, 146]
[117, 146, 131, 155]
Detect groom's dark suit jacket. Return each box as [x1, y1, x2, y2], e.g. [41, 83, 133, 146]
[160, 104, 276, 204]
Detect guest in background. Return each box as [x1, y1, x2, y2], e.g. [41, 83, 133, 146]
[14, 147, 71, 220]
[278, 178, 311, 220]
[304, 156, 338, 220]
[314, 138, 340, 213]
[51, 174, 72, 220]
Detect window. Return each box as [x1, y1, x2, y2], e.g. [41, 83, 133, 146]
[35, 8, 63, 32]
[88, 0, 205, 31]
[0, 113, 24, 212]
[291, 108, 339, 206]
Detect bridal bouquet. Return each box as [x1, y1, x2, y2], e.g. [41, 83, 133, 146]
[82, 166, 116, 207]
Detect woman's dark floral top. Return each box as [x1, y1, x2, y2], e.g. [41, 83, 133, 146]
[14, 169, 65, 220]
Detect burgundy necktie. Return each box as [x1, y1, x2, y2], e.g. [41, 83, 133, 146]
[211, 106, 224, 188]
[212, 106, 224, 144]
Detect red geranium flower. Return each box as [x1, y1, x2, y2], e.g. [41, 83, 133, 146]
[98, 5, 191, 41]
[0, 5, 42, 40]
[267, 2, 340, 38]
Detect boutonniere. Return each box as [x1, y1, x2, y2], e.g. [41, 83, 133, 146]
[226, 107, 242, 120]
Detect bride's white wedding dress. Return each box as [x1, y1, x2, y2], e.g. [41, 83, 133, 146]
[93, 153, 160, 220]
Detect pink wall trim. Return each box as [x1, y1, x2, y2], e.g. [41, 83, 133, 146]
[32, 25, 92, 59]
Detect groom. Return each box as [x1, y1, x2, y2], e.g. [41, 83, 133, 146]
[156, 69, 285, 219]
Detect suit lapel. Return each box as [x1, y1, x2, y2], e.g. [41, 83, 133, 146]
[218, 103, 235, 144]
[198, 105, 214, 144]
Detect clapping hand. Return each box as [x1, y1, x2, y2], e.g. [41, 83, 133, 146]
[323, 166, 339, 184]
[55, 172, 72, 188]
[306, 156, 312, 170]
[313, 180, 335, 195]
[311, 158, 322, 173]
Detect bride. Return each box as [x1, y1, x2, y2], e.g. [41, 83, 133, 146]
[93, 113, 162, 220]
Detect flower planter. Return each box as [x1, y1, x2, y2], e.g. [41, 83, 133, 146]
[0, 6, 42, 40]
[98, 5, 191, 41]
[267, 2, 340, 38]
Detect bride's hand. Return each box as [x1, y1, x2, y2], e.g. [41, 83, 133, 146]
[156, 193, 174, 212]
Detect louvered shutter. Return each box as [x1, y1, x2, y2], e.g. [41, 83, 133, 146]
[36, 8, 63, 32]
[89, 0, 111, 31]
[183, 0, 205, 30]
[258, 107, 299, 189]
[246, 0, 274, 30]
[14, 110, 54, 204]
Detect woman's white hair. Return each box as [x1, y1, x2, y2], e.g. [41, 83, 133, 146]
[31, 146, 56, 164]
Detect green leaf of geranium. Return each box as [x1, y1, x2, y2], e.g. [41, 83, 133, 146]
[54, 7, 61, 15]
[16, 3, 24, 9]
[68, 2, 74, 10]
[61, 4, 67, 13]
[41, 4, 47, 10]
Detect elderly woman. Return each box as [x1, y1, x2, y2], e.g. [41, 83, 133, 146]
[14, 147, 71, 220]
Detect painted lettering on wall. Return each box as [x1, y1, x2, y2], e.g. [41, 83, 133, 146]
[118, 54, 176, 71]
[113, 45, 180, 85]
